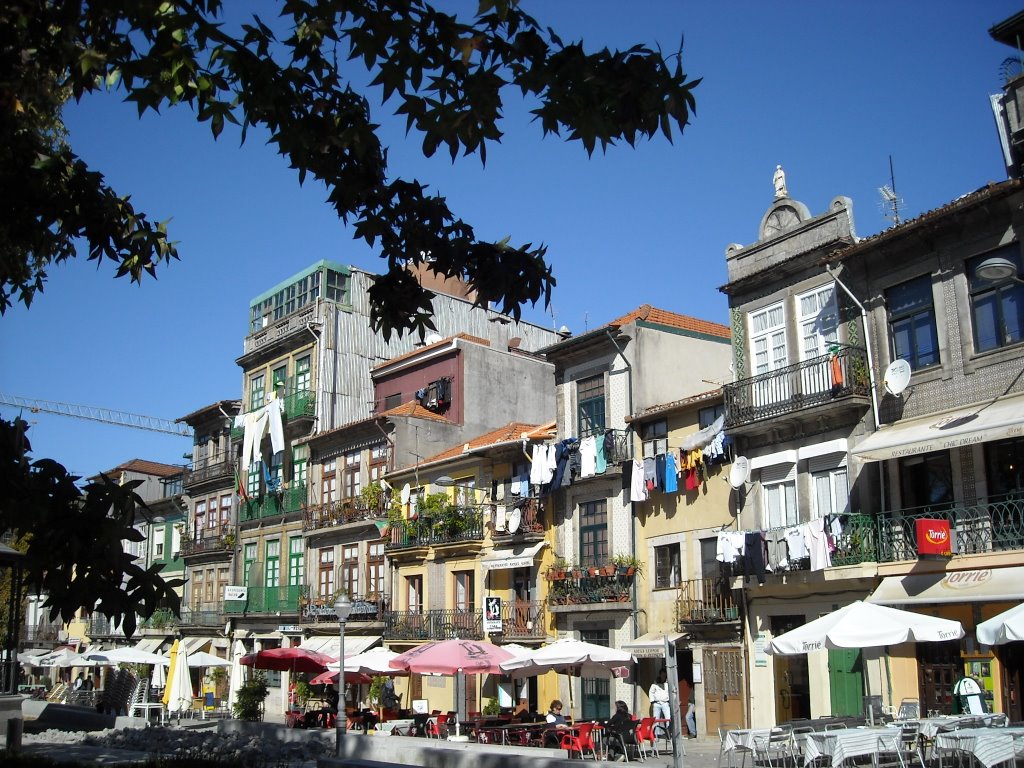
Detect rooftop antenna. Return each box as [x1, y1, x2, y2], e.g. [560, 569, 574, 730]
[878, 155, 903, 226]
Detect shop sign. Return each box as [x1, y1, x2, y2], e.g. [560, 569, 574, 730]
[915, 518, 952, 559]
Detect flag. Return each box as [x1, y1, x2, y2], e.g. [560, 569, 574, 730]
[235, 467, 249, 503]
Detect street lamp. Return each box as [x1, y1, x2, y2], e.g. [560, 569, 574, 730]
[334, 593, 352, 756]
[976, 255, 1024, 284]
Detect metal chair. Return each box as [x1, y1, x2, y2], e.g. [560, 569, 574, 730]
[896, 699, 920, 720]
[753, 726, 796, 768]
[873, 729, 907, 768]
[719, 723, 747, 768]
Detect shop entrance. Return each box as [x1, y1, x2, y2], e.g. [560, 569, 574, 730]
[704, 646, 745, 733]
[772, 616, 810, 722]
[999, 642, 1023, 723]
[918, 640, 960, 714]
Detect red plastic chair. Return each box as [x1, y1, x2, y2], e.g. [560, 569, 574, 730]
[636, 717, 659, 757]
[560, 722, 598, 760]
[427, 713, 449, 739]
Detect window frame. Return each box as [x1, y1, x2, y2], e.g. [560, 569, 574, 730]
[578, 499, 609, 568]
[577, 374, 606, 438]
[641, 418, 668, 459]
[654, 543, 681, 589]
[887, 274, 940, 370]
[968, 248, 1024, 353]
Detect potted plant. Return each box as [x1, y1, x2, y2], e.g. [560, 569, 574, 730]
[482, 698, 502, 716]
[221, 533, 236, 549]
[293, 679, 314, 709]
[547, 556, 569, 580]
[233, 672, 270, 721]
[209, 665, 229, 699]
[613, 553, 644, 577]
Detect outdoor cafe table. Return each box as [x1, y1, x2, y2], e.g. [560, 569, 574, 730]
[934, 726, 1024, 768]
[477, 722, 544, 746]
[916, 715, 988, 740]
[804, 727, 896, 768]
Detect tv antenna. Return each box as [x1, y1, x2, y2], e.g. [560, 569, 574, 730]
[878, 155, 903, 226]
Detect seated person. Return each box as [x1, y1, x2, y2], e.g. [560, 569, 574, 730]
[544, 699, 569, 747]
[605, 700, 638, 762]
[318, 686, 339, 728]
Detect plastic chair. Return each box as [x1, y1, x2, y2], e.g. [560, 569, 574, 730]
[896, 699, 920, 720]
[560, 722, 598, 760]
[636, 717, 659, 757]
[427, 713, 449, 738]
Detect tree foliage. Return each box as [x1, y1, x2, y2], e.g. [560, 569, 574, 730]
[0, 417, 183, 636]
[1, 0, 699, 339]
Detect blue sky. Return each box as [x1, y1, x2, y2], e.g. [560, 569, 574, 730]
[1, 1, 1019, 479]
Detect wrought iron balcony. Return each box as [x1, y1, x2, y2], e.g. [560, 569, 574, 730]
[224, 584, 304, 615]
[383, 609, 484, 641]
[182, 457, 235, 488]
[300, 593, 388, 623]
[385, 508, 485, 550]
[488, 600, 547, 641]
[877, 492, 1024, 561]
[724, 346, 870, 429]
[303, 498, 388, 532]
[20, 622, 63, 643]
[546, 572, 634, 607]
[241, 483, 307, 521]
[578, 427, 634, 464]
[229, 389, 316, 441]
[180, 526, 236, 557]
[491, 497, 545, 540]
[675, 578, 739, 627]
[178, 607, 224, 627]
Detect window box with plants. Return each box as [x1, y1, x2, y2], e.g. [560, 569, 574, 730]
[613, 553, 643, 578]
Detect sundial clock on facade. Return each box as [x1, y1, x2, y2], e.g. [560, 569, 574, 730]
[763, 206, 800, 237]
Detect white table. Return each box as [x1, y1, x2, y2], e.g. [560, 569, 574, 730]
[934, 726, 1024, 768]
[803, 727, 896, 768]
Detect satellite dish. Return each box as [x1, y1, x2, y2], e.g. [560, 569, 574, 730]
[424, 332, 443, 345]
[728, 456, 750, 489]
[507, 507, 522, 534]
[400, 483, 411, 505]
[883, 359, 912, 395]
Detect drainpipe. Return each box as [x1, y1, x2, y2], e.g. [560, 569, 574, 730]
[605, 329, 640, 714]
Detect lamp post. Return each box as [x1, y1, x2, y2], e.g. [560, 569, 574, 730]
[334, 593, 352, 756]
[976, 255, 1024, 284]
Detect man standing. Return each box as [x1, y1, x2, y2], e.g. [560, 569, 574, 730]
[648, 669, 671, 736]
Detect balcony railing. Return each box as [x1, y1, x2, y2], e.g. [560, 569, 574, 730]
[724, 347, 870, 429]
[385, 508, 485, 550]
[224, 584, 304, 615]
[578, 427, 633, 464]
[492, 497, 545, 539]
[546, 573, 634, 606]
[20, 622, 63, 643]
[241, 483, 307, 521]
[491, 600, 546, 640]
[383, 609, 484, 641]
[229, 389, 317, 441]
[877, 493, 1024, 561]
[303, 498, 388, 532]
[180, 526, 236, 557]
[675, 578, 739, 626]
[300, 594, 388, 623]
[182, 457, 235, 487]
[179, 607, 224, 627]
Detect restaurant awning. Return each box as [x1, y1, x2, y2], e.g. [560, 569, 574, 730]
[621, 631, 686, 658]
[851, 394, 1024, 462]
[300, 635, 380, 659]
[182, 636, 215, 655]
[480, 541, 547, 573]
[131, 637, 167, 654]
[867, 566, 1024, 605]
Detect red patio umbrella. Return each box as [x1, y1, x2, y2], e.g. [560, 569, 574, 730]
[239, 647, 335, 674]
[388, 638, 515, 675]
[310, 669, 373, 686]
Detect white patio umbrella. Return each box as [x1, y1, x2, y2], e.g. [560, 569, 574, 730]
[187, 651, 231, 668]
[977, 603, 1024, 645]
[766, 600, 964, 722]
[228, 639, 247, 711]
[766, 601, 964, 654]
[163, 639, 195, 716]
[82, 647, 170, 665]
[35, 648, 87, 668]
[499, 637, 636, 717]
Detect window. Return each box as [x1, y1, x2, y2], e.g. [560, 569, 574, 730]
[406, 575, 423, 613]
[454, 571, 474, 611]
[219, 494, 232, 527]
[243, 543, 257, 586]
[205, 568, 214, 603]
[217, 567, 229, 608]
[321, 459, 337, 504]
[811, 465, 850, 519]
[699, 404, 725, 429]
[578, 500, 608, 568]
[384, 393, 402, 410]
[761, 464, 798, 528]
[986, 437, 1024, 497]
[969, 248, 1024, 353]
[798, 284, 839, 360]
[192, 572, 203, 610]
[367, 543, 385, 597]
[654, 543, 681, 589]
[318, 548, 335, 598]
[369, 443, 388, 482]
[342, 450, 361, 499]
[452, 477, 476, 506]
[750, 303, 788, 375]
[577, 374, 606, 437]
[154, 527, 165, 559]
[899, 452, 953, 509]
[272, 365, 287, 395]
[249, 374, 265, 410]
[246, 463, 260, 500]
[288, 537, 304, 587]
[292, 445, 308, 487]
[887, 275, 939, 370]
[265, 540, 281, 588]
[326, 268, 348, 302]
[641, 419, 668, 458]
[194, 501, 206, 538]
[294, 355, 311, 393]
[341, 544, 359, 597]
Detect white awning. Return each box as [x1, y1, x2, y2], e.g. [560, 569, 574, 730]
[852, 394, 1024, 462]
[620, 632, 686, 659]
[480, 541, 547, 573]
[131, 637, 167, 654]
[182, 636, 214, 655]
[868, 566, 1024, 605]
[301, 635, 380, 659]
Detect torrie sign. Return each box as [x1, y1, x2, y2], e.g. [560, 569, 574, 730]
[916, 518, 952, 559]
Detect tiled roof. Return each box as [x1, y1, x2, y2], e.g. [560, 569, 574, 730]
[372, 333, 491, 372]
[97, 459, 183, 478]
[417, 421, 555, 465]
[608, 305, 731, 340]
[377, 401, 451, 422]
[627, 388, 723, 423]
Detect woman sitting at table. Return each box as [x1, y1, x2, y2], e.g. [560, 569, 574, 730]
[544, 699, 569, 747]
[605, 700, 638, 762]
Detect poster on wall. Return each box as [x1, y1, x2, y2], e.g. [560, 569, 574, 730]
[484, 596, 502, 634]
[755, 633, 768, 667]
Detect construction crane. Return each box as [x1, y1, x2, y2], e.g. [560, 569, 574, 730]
[0, 394, 193, 437]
